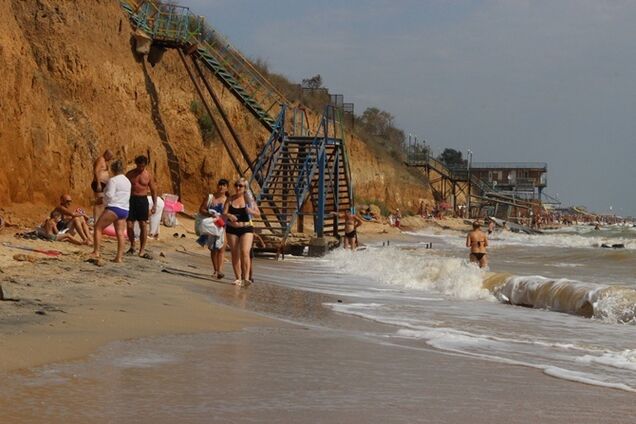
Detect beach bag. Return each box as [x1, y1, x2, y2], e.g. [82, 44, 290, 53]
[162, 210, 177, 227]
[199, 217, 224, 237]
[194, 194, 213, 236]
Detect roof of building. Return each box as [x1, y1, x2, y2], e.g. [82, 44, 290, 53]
[471, 162, 547, 170]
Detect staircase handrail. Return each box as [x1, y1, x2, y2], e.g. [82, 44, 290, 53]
[121, 1, 285, 130]
[199, 42, 282, 118]
[199, 28, 288, 105]
[249, 106, 286, 188]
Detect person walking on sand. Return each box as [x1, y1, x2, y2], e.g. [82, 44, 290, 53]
[125, 155, 157, 259]
[199, 178, 229, 279]
[92, 149, 113, 220]
[54, 194, 93, 244]
[92, 160, 131, 263]
[224, 178, 260, 287]
[343, 209, 363, 250]
[466, 220, 488, 268]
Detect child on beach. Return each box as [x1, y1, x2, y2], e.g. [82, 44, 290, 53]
[37, 211, 83, 245]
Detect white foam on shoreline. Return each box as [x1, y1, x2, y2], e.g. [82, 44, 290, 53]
[407, 228, 636, 250]
[325, 247, 491, 300]
[393, 328, 636, 393]
[576, 350, 636, 371]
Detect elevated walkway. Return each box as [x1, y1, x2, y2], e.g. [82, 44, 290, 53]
[405, 153, 535, 218]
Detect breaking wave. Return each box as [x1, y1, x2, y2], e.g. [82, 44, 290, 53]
[326, 246, 636, 324]
[325, 247, 490, 300]
[485, 274, 636, 324]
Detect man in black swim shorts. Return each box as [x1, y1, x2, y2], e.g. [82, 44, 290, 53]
[125, 155, 157, 259]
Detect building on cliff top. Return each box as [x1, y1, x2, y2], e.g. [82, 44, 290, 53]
[470, 162, 547, 201]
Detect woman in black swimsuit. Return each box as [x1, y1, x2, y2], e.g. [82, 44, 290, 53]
[224, 178, 260, 286]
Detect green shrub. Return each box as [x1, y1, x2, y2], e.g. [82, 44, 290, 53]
[190, 100, 217, 145]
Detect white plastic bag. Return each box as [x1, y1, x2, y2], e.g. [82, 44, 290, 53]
[163, 211, 177, 227]
[199, 217, 222, 237]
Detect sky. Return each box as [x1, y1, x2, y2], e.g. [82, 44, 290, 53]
[180, 0, 636, 216]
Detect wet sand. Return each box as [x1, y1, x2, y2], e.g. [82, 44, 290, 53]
[0, 229, 270, 371]
[1, 224, 635, 423]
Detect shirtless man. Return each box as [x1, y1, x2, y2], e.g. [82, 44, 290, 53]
[466, 221, 488, 268]
[343, 209, 363, 250]
[92, 149, 114, 220]
[54, 194, 92, 244]
[126, 155, 157, 258]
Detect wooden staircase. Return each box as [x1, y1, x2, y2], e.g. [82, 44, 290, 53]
[249, 106, 354, 247]
[119, 1, 355, 253]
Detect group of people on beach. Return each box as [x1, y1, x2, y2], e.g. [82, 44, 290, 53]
[90, 150, 158, 262]
[35, 148, 262, 287]
[34, 150, 157, 264]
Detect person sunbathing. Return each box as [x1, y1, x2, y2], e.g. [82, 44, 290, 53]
[360, 207, 378, 222]
[54, 194, 92, 244]
[37, 211, 83, 245]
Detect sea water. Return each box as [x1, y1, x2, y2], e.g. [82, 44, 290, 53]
[271, 224, 636, 393]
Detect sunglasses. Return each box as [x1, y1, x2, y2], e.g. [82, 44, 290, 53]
[235, 184, 245, 188]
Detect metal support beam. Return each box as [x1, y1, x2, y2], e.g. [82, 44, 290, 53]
[191, 55, 254, 173]
[177, 49, 243, 176]
[316, 148, 326, 237]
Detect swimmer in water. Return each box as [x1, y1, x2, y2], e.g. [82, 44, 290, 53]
[487, 218, 495, 235]
[466, 220, 489, 268]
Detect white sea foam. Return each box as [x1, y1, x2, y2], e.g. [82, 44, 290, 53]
[325, 247, 491, 300]
[542, 367, 636, 392]
[576, 350, 636, 371]
[112, 353, 179, 369]
[395, 328, 636, 392]
[553, 262, 584, 268]
[408, 228, 636, 250]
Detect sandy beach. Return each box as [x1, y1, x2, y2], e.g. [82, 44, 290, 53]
[0, 219, 270, 371]
[1, 216, 635, 423]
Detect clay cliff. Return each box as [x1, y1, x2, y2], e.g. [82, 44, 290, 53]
[0, 0, 432, 220]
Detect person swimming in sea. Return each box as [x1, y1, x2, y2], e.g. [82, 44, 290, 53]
[466, 220, 489, 268]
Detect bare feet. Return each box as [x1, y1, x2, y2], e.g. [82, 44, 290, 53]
[139, 251, 153, 260]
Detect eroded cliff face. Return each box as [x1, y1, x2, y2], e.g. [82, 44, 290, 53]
[0, 0, 431, 217]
